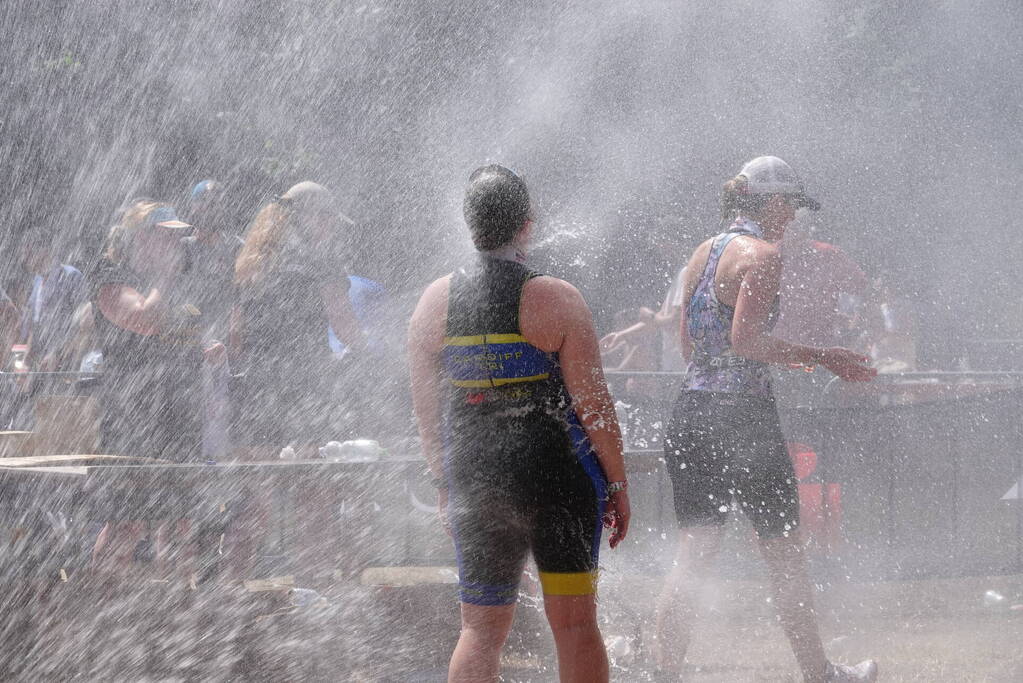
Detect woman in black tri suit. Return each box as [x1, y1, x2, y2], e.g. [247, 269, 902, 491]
[409, 165, 630, 683]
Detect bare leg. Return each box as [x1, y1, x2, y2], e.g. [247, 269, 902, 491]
[544, 593, 608, 683]
[448, 602, 516, 683]
[223, 446, 272, 581]
[759, 534, 828, 683]
[652, 526, 724, 672]
[92, 521, 148, 571]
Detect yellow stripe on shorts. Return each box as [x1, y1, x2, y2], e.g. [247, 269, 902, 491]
[538, 570, 599, 596]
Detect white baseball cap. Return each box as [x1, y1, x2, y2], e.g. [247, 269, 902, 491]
[739, 156, 820, 210]
[280, 181, 356, 225]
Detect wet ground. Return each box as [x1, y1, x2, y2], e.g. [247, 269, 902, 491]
[3, 567, 1020, 681]
[592, 572, 1023, 683]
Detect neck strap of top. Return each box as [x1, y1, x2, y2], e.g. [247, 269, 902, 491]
[727, 217, 765, 239]
[480, 243, 527, 264]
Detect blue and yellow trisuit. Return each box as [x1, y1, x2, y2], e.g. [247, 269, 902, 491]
[440, 254, 608, 606]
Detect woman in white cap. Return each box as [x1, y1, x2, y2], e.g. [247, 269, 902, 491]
[227, 181, 364, 578]
[231, 181, 364, 459]
[653, 157, 879, 682]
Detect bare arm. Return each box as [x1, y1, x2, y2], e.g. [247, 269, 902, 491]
[64, 301, 95, 371]
[408, 276, 450, 484]
[599, 318, 652, 352]
[96, 284, 168, 336]
[732, 248, 876, 382]
[228, 304, 243, 365]
[523, 278, 626, 481]
[522, 277, 630, 546]
[652, 306, 679, 328]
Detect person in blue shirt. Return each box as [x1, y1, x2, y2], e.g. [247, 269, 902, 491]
[327, 275, 388, 355]
[13, 226, 86, 372]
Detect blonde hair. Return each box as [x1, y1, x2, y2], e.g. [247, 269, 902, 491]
[720, 174, 769, 223]
[102, 199, 163, 264]
[234, 181, 337, 288]
[234, 200, 292, 287]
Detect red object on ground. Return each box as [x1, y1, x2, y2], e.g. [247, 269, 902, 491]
[787, 442, 844, 553]
[788, 442, 818, 481]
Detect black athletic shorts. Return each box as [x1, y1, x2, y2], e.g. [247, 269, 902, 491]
[445, 405, 607, 606]
[663, 391, 798, 539]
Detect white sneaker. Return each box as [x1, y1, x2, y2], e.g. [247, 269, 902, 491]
[826, 660, 878, 682]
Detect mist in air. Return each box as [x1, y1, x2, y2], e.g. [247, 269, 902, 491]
[0, 1, 1021, 680]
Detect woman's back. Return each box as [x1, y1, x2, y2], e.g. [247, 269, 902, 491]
[236, 269, 334, 379]
[682, 217, 777, 395]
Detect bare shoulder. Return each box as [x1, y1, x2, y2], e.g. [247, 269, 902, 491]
[522, 275, 584, 308]
[740, 237, 782, 268]
[686, 238, 714, 268]
[414, 275, 452, 311]
[409, 274, 451, 341]
[521, 276, 592, 352]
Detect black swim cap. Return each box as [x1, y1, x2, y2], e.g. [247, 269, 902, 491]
[463, 165, 531, 251]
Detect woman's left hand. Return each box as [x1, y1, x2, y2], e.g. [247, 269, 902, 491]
[204, 341, 227, 366]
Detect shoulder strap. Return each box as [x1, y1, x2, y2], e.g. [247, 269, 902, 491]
[696, 232, 742, 292]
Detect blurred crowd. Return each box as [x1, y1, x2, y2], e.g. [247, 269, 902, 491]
[0, 178, 923, 584]
[0, 179, 405, 462]
[0, 186, 919, 458]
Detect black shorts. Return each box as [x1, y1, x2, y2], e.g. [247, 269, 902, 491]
[663, 391, 798, 539]
[445, 406, 606, 606]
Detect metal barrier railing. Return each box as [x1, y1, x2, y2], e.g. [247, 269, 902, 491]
[605, 367, 1023, 579]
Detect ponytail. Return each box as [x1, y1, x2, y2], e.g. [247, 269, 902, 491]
[721, 174, 768, 223]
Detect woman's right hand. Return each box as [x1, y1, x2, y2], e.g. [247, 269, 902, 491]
[204, 341, 227, 367]
[599, 331, 622, 352]
[604, 490, 631, 549]
[819, 347, 877, 382]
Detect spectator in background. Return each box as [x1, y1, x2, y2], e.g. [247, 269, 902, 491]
[600, 308, 661, 449]
[773, 209, 871, 351]
[12, 226, 86, 372]
[181, 180, 244, 344]
[181, 180, 243, 461]
[600, 265, 688, 374]
[87, 199, 208, 570]
[228, 181, 364, 580]
[231, 180, 364, 460]
[0, 227, 86, 429]
[88, 199, 205, 460]
[771, 208, 875, 410]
